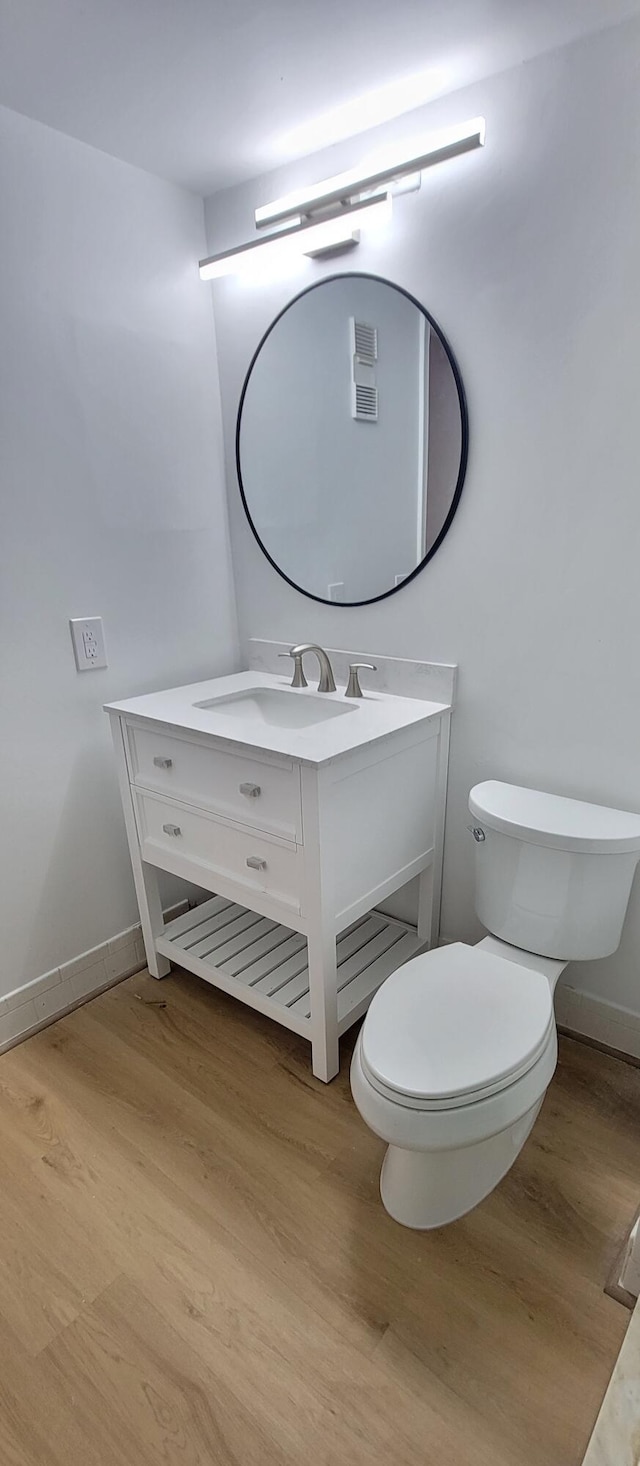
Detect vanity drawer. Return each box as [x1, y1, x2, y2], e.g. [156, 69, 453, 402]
[134, 790, 302, 914]
[126, 724, 302, 841]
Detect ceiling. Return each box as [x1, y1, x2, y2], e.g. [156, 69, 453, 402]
[0, 0, 637, 195]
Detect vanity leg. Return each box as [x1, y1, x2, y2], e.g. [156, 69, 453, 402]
[136, 862, 171, 980]
[417, 864, 435, 949]
[422, 709, 451, 951]
[307, 922, 339, 1083]
[109, 713, 171, 979]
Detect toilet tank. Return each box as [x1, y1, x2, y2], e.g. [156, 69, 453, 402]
[468, 782, 640, 961]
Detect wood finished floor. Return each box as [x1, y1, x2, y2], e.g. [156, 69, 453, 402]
[0, 970, 638, 1466]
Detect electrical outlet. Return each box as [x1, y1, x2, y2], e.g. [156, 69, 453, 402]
[69, 617, 108, 671]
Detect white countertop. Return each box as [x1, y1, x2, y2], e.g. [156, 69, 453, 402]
[105, 670, 449, 766]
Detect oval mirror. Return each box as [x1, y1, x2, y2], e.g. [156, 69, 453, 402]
[236, 273, 468, 606]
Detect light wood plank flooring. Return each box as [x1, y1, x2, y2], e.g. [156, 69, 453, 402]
[0, 966, 638, 1465]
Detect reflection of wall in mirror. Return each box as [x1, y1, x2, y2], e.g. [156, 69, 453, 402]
[239, 277, 427, 602]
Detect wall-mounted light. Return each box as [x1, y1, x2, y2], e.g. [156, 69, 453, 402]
[255, 117, 485, 228]
[199, 115, 484, 283]
[199, 194, 391, 281]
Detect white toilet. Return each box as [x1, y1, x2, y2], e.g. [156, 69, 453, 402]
[350, 780, 640, 1230]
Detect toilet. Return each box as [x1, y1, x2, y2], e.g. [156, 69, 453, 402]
[350, 780, 640, 1229]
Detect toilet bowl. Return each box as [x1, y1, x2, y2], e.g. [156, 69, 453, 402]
[350, 780, 640, 1229]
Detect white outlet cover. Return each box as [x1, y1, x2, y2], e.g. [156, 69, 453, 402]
[69, 617, 108, 671]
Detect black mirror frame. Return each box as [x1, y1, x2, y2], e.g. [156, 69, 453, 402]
[235, 271, 469, 608]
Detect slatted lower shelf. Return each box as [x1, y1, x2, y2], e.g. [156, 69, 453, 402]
[155, 894, 422, 1039]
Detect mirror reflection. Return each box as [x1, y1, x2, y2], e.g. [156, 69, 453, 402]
[237, 273, 468, 605]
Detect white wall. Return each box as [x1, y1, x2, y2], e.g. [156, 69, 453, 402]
[0, 103, 238, 997]
[205, 15, 640, 1019]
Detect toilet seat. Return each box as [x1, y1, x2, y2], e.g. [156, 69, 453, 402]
[360, 942, 555, 1113]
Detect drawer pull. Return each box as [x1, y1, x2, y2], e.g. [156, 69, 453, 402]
[239, 782, 261, 798]
[246, 855, 267, 871]
[153, 756, 173, 769]
[162, 823, 182, 837]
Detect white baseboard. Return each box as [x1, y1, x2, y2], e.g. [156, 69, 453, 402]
[7, 920, 640, 1067]
[0, 900, 190, 1057]
[554, 982, 640, 1062]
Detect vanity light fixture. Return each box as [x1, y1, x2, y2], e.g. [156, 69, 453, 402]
[199, 115, 483, 283]
[199, 193, 391, 281]
[254, 116, 485, 229]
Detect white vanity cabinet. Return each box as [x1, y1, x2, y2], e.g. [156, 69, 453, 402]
[107, 661, 452, 1081]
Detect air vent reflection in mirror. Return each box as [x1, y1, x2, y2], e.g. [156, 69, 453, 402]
[350, 317, 379, 422]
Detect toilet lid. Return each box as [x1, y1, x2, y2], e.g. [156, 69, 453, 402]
[361, 943, 554, 1105]
[469, 781, 640, 853]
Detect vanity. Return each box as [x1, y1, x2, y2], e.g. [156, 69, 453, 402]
[103, 272, 464, 1081]
[106, 641, 454, 1080]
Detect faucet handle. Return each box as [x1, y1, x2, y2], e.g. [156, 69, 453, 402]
[278, 650, 308, 688]
[345, 663, 377, 698]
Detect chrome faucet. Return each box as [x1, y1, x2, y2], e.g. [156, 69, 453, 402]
[279, 643, 336, 693]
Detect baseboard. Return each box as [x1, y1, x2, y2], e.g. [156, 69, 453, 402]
[9, 921, 640, 1067]
[554, 982, 640, 1063]
[0, 899, 191, 1057]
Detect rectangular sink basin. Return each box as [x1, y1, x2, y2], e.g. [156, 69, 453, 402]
[194, 687, 357, 730]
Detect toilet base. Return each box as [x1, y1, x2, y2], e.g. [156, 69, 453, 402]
[379, 1100, 543, 1229]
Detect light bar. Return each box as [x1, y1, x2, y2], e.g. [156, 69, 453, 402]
[255, 117, 485, 230]
[199, 193, 392, 281]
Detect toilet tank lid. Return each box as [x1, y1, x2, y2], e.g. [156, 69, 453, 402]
[469, 781, 640, 854]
